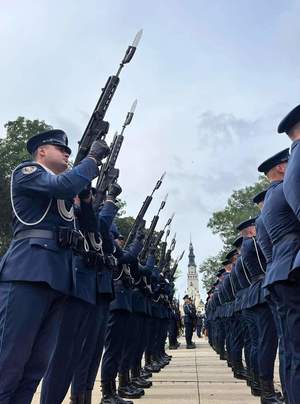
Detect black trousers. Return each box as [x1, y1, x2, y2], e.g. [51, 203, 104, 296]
[184, 322, 193, 345]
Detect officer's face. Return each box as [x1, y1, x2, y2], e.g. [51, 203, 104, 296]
[40, 145, 70, 173]
[258, 201, 264, 210]
[116, 238, 125, 248]
[225, 263, 232, 272]
[240, 226, 255, 238]
[231, 254, 238, 264]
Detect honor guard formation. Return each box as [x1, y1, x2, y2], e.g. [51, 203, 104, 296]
[2, 28, 300, 404]
[204, 104, 300, 404]
[0, 31, 188, 404]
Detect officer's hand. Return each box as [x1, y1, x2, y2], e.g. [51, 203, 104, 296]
[78, 183, 92, 201]
[88, 139, 110, 164]
[107, 183, 122, 201]
[136, 229, 146, 241]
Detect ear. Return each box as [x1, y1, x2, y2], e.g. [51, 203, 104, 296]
[277, 163, 286, 174]
[39, 146, 47, 157]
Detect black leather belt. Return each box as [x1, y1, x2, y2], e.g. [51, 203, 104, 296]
[14, 229, 56, 241]
[273, 232, 300, 245]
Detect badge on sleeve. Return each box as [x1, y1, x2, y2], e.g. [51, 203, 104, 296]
[22, 166, 37, 175]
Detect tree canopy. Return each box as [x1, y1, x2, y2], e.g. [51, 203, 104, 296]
[200, 176, 269, 291]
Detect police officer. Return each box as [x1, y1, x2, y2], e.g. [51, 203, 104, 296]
[169, 300, 180, 348]
[258, 148, 298, 403]
[253, 189, 286, 403]
[183, 295, 196, 348]
[40, 184, 121, 404]
[69, 185, 122, 404]
[100, 224, 146, 403]
[229, 237, 252, 387]
[0, 129, 109, 404]
[221, 250, 238, 367]
[196, 312, 203, 338]
[277, 106, 300, 404]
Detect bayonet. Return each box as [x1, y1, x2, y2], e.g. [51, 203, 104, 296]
[74, 31, 142, 165]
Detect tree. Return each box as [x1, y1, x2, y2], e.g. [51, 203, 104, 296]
[199, 252, 223, 291]
[200, 176, 269, 291]
[0, 117, 52, 255]
[115, 215, 135, 239]
[207, 176, 269, 249]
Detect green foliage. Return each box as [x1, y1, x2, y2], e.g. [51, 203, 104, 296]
[0, 117, 52, 255]
[207, 176, 269, 249]
[115, 215, 135, 239]
[200, 176, 269, 291]
[116, 199, 127, 218]
[199, 252, 223, 291]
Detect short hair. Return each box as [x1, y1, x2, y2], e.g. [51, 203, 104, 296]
[288, 121, 300, 138]
[32, 148, 39, 161]
[32, 144, 50, 161]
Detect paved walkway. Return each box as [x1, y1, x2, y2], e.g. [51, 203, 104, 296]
[33, 338, 275, 403]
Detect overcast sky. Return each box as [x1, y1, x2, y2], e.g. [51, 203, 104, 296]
[1, 0, 299, 298]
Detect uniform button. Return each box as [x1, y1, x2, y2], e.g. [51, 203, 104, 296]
[44, 244, 48, 247]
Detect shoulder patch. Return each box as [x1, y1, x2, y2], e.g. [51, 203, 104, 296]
[21, 166, 37, 175]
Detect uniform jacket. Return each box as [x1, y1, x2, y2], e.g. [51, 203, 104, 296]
[262, 180, 300, 286]
[233, 256, 250, 312]
[183, 302, 197, 324]
[240, 237, 266, 307]
[0, 158, 99, 295]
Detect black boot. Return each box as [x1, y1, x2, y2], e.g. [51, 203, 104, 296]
[140, 368, 152, 378]
[246, 368, 251, 387]
[260, 380, 284, 404]
[70, 393, 85, 404]
[118, 372, 143, 399]
[154, 354, 167, 367]
[250, 372, 261, 397]
[150, 355, 163, 371]
[131, 367, 152, 389]
[84, 390, 92, 404]
[101, 382, 131, 404]
[163, 352, 172, 360]
[144, 353, 160, 373]
[233, 362, 248, 381]
[127, 371, 145, 396]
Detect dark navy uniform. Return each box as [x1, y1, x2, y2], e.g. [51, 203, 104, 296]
[0, 140, 99, 403]
[40, 200, 117, 404]
[261, 178, 300, 403]
[183, 299, 196, 347]
[70, 201, 117, 402]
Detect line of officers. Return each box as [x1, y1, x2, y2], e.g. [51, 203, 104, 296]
[0, 130, 181, 404]
[205, 104, 300, 404]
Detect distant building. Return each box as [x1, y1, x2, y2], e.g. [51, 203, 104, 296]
[186, 240, 204, 312]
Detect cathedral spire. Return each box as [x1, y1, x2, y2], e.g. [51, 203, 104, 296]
[188, 237, 196, 267]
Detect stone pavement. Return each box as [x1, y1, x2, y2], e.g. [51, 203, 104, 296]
[33, 337, 275, 403]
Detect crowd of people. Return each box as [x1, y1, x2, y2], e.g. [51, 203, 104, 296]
[205, 104, 300, 404]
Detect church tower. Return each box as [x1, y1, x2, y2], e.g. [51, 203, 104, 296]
[186, 239, 201, 309]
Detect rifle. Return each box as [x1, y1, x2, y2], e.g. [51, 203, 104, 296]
[170, 250, 185, 279]
[152, 213, 175, 252]
[74, 30, 143, 166]
[93, 100, 137, 208]
[158, 228, 171, 271]
[124, 172, 166, 248]
[139, 194, 168, 262]
[162, 234, 176, 275]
